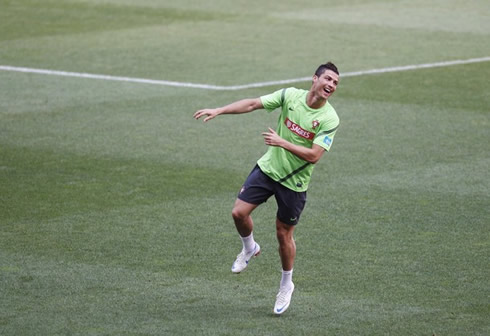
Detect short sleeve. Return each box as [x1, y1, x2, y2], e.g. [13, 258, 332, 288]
[313, 124, 339, 151]
[260, 88, 286, 112]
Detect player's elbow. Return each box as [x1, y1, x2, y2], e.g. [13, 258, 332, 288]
[247, 98, 263, 111]
[305, 153, 321, 164]
[306, 146, 325, 164]
[307, 156, 321, 164]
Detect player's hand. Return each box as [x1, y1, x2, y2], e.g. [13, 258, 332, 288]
[193, 108, 220, 122]
[262, 128, 284, 147]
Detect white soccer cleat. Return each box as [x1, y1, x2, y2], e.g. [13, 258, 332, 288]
[273, 283, 295, 315]
[231, 243, 261, 273]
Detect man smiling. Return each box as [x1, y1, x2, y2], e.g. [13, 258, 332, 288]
[194, 62, 340, 315]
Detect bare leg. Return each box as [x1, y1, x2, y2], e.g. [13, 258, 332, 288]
[230, 198, 261, 273]
[231, 198, 259, 237]
[273, 218, 296, 314]
[276, 218, 296, 271]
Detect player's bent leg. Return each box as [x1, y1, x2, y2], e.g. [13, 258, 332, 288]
[231, 199, 261, 273]
[231, 198, 258, 237]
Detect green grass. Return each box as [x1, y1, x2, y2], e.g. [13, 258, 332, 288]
[1, 1, 489, 335]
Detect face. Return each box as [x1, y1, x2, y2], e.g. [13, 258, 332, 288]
[312, 70, 339, 100]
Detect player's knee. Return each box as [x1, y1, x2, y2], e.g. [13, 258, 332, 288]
[276, 231, 287, 244]
[276, 221, 294, 243]
[231, 207, 246, 221]
[276, 228, 291, 244]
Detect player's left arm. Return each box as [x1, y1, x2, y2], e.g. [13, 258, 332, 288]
[262, 128, 326, 164]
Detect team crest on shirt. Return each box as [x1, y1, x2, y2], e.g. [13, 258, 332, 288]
[312, 120, 320, 129]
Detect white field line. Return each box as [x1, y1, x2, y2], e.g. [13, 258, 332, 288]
[1, 56, 489, 91]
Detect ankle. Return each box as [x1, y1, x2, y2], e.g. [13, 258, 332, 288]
[280, 269, 294, 289]
[240, 233, 256, 252]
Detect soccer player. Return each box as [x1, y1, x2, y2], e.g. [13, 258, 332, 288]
[193, 62, 340, 315]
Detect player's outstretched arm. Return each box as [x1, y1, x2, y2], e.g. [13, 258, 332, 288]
[194, 98, 263, 122]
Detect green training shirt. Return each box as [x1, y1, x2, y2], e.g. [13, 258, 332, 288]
[257, 87, 340, 192]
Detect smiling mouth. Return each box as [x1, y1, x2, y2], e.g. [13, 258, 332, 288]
[324, 88, 332, 94]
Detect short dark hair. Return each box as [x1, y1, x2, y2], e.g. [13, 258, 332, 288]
[315, 62, 339, 76]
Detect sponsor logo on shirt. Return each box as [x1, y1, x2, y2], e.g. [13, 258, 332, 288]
[323, 135, 332, 146]
[285, 118, 315, 140]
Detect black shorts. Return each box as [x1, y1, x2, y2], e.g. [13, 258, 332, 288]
[238, 165, 307, 225]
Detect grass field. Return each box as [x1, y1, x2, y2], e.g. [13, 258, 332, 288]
[1, 1, 489, 335]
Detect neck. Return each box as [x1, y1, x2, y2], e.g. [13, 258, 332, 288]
[306, 91, 327, 109]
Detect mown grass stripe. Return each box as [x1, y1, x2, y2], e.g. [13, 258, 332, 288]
[1, 56, 489, 91]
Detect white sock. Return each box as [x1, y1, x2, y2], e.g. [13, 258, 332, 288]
[280, 269, 293, 289]
[240, 233, 256, 252]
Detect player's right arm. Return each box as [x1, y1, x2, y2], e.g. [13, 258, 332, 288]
[193, 98, 263, 122]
